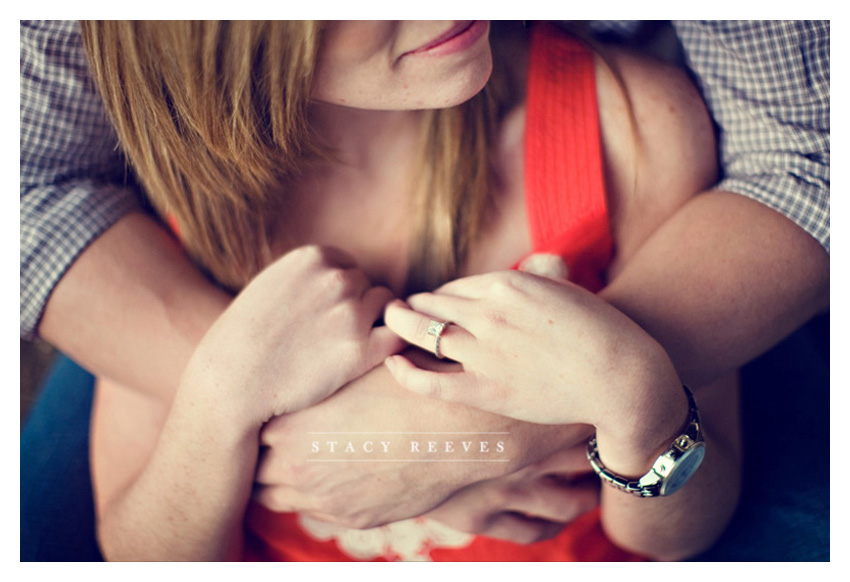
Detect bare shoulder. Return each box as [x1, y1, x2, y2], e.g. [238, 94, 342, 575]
[595, 44, 718, 270]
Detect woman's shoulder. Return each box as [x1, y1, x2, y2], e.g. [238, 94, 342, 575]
[596, 44, 717, 179]
[594, 43, 718, 267]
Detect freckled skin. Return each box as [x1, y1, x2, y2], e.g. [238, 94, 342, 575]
[313, 21, 493, 111]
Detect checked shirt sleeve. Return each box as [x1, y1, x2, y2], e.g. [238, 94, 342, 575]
[21, 20, 143, 340]
[672, 20, 830, 254]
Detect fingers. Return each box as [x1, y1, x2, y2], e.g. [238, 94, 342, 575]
[253, 447, 315, 512]
[427, 269, 539, 297]
[429, 273, 492, 298]
[253, 483, 316, 513]
[505, 476, 600, 524]
[477, 475, 599, 543]
[357, 285, 406, 366]
[384, 354, 477, 404]
[482, 513, 566, 544]
[258, 415, 288, 447]
[404, 292, 477, 327]
[524, 440, 595, 477]
[384, 299, 475, 362]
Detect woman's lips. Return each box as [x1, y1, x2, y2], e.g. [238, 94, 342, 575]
[405, 21, 488, 57]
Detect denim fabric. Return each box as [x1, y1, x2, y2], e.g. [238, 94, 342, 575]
[20, 355, 102, 561]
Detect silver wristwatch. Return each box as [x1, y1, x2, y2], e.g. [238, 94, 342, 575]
[586, 385, 705, 498]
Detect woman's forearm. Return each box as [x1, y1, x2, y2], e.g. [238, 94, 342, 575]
[94, 244, 408, 557]
[596, 373, 742, 560]
[39, 212, 230, 401]
[97, 386, 260, 561]
[381, 270, 747, 558]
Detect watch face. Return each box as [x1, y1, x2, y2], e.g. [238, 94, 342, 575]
[660, 442, 706, 496]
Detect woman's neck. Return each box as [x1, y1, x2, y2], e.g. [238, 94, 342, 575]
[273, 103, 425, 293]
[308, 101, 424, 174]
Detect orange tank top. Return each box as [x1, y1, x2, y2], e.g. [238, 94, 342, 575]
[242, 23, 641, 562]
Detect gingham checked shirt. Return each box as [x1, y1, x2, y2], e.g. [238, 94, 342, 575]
[20, 20, 830, 340]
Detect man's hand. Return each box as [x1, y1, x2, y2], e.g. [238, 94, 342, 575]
[252, 354, 588, 529]
[424, 442, 599, 544]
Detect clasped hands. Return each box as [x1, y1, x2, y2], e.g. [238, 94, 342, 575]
[197, 246, 680, 542]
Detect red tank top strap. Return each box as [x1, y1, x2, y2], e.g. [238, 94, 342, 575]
[241, 24, 639, 562]
[523, 23, 612, 292]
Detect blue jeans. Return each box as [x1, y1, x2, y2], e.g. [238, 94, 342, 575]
[20, 355, 102, 561]
[20, 315, 830, 561]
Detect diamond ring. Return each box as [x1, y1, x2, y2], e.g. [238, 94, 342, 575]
[426, 320, 451, 359]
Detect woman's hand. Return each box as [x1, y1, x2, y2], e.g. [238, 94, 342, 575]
[91, 245, 404, 560]
[179, 245, 404, 429]
[383, 270, 689, 477]
[384, 270, 675, 425]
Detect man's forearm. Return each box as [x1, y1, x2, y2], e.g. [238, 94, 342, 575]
[39, 212, 231, 402]
[256, 356, 590, 528]
[600, 190, 829, 389]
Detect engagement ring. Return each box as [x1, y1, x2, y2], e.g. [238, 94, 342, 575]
[426, 320, 451, 359]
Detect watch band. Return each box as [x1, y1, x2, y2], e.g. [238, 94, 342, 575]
[586, 384, 704, 498]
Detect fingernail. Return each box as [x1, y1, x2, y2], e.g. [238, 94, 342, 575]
[384, 356, 397, 373]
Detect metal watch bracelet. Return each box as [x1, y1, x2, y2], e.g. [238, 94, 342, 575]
[586, 384, 703, 498]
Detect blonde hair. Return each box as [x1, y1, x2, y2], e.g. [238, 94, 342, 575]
[80, 20, 499, 293]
